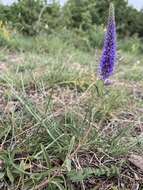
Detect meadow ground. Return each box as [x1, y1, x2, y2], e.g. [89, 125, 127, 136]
[0, 36, 143, 190]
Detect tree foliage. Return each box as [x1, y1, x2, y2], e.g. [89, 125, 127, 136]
[0, 0, 143, 38]
[0, 0, 61, 35]
[63, 0, 143, 38]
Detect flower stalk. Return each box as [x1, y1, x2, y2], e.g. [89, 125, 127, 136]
[99, 3, 117, 83]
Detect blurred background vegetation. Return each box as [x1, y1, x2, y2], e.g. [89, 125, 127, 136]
[0, 0, 143, 53]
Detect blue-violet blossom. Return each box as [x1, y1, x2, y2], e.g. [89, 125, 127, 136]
[99, 3, 117, 82]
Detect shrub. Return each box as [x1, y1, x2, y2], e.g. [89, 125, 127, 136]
[119, 35, 143, 54]
[0, 21, 11, 46]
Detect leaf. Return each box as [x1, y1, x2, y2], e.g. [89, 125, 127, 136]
[19, 160, 31, 171]
[50, 180, 65, 190]
[68, 168, 87, 182]
[64, 136, 75, 172]
[95, 80, 104, 97]
[65, 158, 71, 172]
[0, 172, 5, 179]
[7, 167, 14, 183]
[67, 136, 75, 156]
[40, 143, 51, 168]
[19, 160, 25, 171]
[68, 166, 120, 182]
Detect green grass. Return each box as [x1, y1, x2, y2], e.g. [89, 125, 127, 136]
[0, 34, 143, 190]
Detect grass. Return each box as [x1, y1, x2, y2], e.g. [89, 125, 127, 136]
[0, 34, 143, 190]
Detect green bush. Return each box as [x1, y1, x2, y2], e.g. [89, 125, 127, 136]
[88, 25, 104, 48]
[0, 32, 8, 46]
[0, 0, 62, 36]
[119, 35, 143, 54]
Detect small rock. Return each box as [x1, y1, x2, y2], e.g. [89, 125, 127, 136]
[129, 154, 143, 172]
[4, 101, 21, 113]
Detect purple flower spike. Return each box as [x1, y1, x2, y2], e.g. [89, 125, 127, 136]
[99, 3, 117, 81]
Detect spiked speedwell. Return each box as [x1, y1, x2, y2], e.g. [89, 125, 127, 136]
[99, 3, 117, 82]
